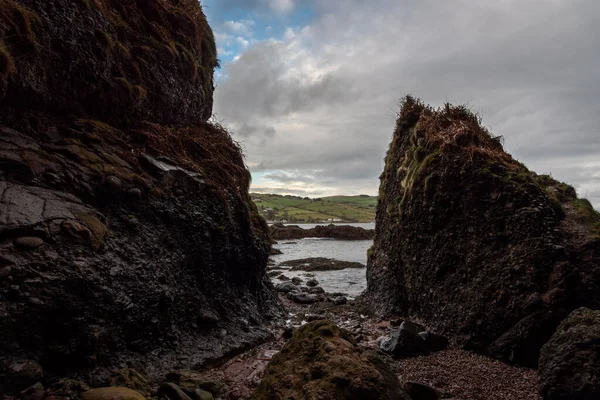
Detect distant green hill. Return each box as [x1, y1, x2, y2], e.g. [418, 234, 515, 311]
[251, 193, 376, 223]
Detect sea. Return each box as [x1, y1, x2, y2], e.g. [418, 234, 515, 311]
[269, 222, 374, 298]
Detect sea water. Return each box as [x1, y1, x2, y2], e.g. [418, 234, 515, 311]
[270, 223, 374, 298]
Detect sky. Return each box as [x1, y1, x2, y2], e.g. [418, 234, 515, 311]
[201, 0, 600, 208]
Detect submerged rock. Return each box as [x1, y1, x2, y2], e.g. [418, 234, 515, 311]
[280, 257, 365, 271]
[253, 320, 410, 399]
[366, 96, 600, 367]
[291, 293, 319, 304]
[539, 308, 600, 399]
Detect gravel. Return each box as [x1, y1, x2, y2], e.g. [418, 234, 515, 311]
[394, 349, 542, 400]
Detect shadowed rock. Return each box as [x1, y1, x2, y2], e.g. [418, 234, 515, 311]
[539, 308, 600, 399]
[366, 96, 600, 367]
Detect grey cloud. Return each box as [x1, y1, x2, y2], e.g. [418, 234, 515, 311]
[213, 0, 600, 207]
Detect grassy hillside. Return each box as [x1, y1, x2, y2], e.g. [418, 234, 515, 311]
[251, 194, 376, 223]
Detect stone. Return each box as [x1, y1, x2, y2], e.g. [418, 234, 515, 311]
[332, 296, 347, 305]
[105, 176, 122, 191]
[82, 387, 145, 400]
[282, 326, 294, 339]
[7, 360, 43, 388]
[291, 277, 303, 285]
[275, 282, 297, 293]
[308, 286, 325, 294]
[13, 237, 44, 250]
[188, 389, 213, 400]
[267, 271, 281, 277]
[165, 370, 222, 395]
[108, 369, 149, 394]
[291, 293, 319, 304]
[157, 382, 191, 400]
[400, 320, 425, 333]
[402, 382, 442, 400]
[380, 327, 429, 358]
[0, 265, 12, 280]
[306, 314, 326, 322]
[128, 188, 142, 199]
[254, 321, 411, 399]
[539, 308, 600, 399]
[305, 279, 319, 287]
[20, 382, 45, 400]
[276, 274, 290, 281]
[269, 247, 283, 255]
[419, 331, 449, 352]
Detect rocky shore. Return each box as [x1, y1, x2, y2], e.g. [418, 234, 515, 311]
[270, 223, 374, 240]
[1, 0, 599, 399]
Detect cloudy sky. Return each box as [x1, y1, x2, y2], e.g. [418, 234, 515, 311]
[202, 0, 600, 207]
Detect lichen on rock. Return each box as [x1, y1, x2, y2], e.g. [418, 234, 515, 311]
[365, 95, 600, 367]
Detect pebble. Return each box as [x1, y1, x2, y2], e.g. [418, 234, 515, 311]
[13, 237, 45, 250]
[0, 266, 12, 280]
[105, 176, 122, 191]
[128, 188, 142, 199]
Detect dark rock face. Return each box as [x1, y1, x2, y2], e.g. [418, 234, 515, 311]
[270, 223, 374, 240]
[0, 0, 281, 391]
[0, 0, 217, 126]
[253, 321, 410, 400]
[365, 96, 600, 367]
[539, 308, 600, 399]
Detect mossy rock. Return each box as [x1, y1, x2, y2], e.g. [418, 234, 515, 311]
[82, 387, 145, 400]
[73, 211, 108, 251]
[252, 320, 410, 399]
[108, 369, 149, 395]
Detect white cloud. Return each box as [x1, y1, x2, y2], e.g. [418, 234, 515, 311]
[268, 0, 294, 14]
[223, 19, 256, 36]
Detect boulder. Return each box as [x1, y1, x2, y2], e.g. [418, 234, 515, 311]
[539, 308, 600, 399]
[308, 286, 325, 294]
[291, 277, 303, 285]
[157, 383, 191, 400]
[402, 382, 442, 400]
[291, 293, 319, 305]
[19, 382, 45, 400]
[275, 282, 297, 293]
[82, 387, 145, 400]
[7, 360, 43, 389]
[332, 296, 348, 305]
[13, 237, 44, 250]
[253, 321, 411, 399]
[365, 96, 600, 367]
[380, 327, 429, 358]
[306, 279, 319, 287]
[165, 369, 222, 395]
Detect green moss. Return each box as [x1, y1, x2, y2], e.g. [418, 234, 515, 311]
[0, 41, 15, 79]
[115, 78, 146, 106]
[94, 30, 113, 50]
[73, 211, 108, 251]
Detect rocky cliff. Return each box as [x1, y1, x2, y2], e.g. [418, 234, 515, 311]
[0, 0, 280, 391]
[365, 96, 600, 367]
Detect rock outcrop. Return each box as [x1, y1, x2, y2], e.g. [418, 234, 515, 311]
[253, 320, 410, 399]
[365, 96, 600, 367]
[539, 308, 600, 399]
[0, 0, 280, 392]
[270, 223, 374, 240]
